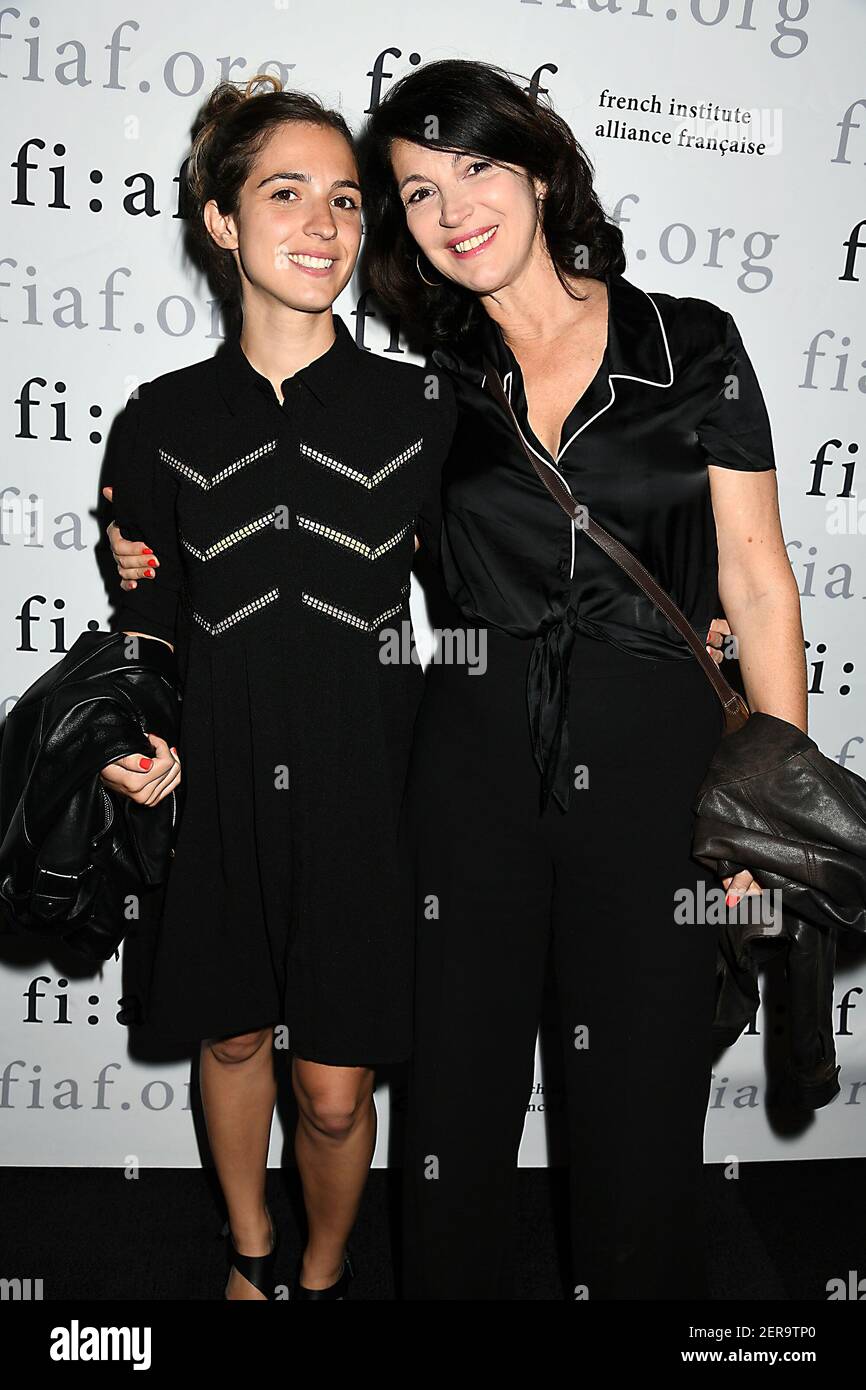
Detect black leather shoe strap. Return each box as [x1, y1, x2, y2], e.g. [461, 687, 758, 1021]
[229, 1244, 277, 1299]
[295, 1254, 354, 1300]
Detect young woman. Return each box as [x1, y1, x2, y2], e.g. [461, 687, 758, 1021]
[107, 66, 742, 1299]
[99, 74, 455, 1300]
[357, 59, 807, 1300]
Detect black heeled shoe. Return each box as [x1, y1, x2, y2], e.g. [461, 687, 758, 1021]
[293, 1250, 355, 1300]
[221, 1208, 279, 1300]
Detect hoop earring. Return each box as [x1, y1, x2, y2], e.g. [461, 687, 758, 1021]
[416, 252, 442, 287]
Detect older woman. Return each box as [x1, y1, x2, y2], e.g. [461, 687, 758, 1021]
[360, 58, 806, 1300]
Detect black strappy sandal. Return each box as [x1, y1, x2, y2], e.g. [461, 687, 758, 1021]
[221, 1208, 279, 1300]
[293, 1250, 355, 1300]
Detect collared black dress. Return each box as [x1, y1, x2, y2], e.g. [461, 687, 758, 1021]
[108, 314, 457, 1063]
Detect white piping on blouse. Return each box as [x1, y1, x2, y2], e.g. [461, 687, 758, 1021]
[483, 288, 675, 581]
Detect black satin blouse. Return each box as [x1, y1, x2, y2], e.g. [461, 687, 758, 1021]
[423, 270, 777, 812]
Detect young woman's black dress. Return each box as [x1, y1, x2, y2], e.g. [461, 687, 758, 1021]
[109, 315, 456, 1064]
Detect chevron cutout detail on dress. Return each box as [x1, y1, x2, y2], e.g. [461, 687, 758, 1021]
[300, 438, 422, 488]
[301, 582, 410, 632]
[295, 515, 412, 560]
[180, 511, 277, 562]
[159, 439, 277, 490]
[190, 586, 280, 635]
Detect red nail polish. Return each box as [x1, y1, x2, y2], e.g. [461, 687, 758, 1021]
[141, 547, 154, 555]
[145, 568, 154, 577]
[726, 893, 737, 907]
[139, 757, 152, 769]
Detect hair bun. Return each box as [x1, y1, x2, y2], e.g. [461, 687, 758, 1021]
[244, 73, 283, 99]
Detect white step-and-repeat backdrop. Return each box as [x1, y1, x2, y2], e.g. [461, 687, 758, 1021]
[1, 1, 864, 1167]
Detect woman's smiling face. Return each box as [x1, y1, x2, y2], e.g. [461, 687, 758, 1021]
[389, 138, 545, 294]
[206, 120, 363, 313]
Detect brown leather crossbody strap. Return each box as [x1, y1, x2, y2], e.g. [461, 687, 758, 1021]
[481, 358, 749, 730]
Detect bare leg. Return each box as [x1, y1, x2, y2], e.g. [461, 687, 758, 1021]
[200, 1026, 277, 1301]
[292, 1059, 376, 1289]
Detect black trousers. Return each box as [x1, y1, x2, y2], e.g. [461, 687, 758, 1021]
[400, 626, 724, 1299]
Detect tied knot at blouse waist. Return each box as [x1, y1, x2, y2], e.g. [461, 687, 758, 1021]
[527, 607, 583, 816]
[527, 607, 660, 815]
[526, 608, 714, 814]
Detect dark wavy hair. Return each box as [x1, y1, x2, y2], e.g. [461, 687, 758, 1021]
[183, 73, 356, 330]
[360, 59, 625, 345]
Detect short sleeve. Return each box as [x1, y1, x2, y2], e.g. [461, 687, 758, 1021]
[106, 383, 184, 644]
[696, 311, 776, 472]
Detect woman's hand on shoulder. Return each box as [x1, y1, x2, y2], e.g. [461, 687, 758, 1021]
[100, 733, 180, 806]
[102, 485, 159, 590]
